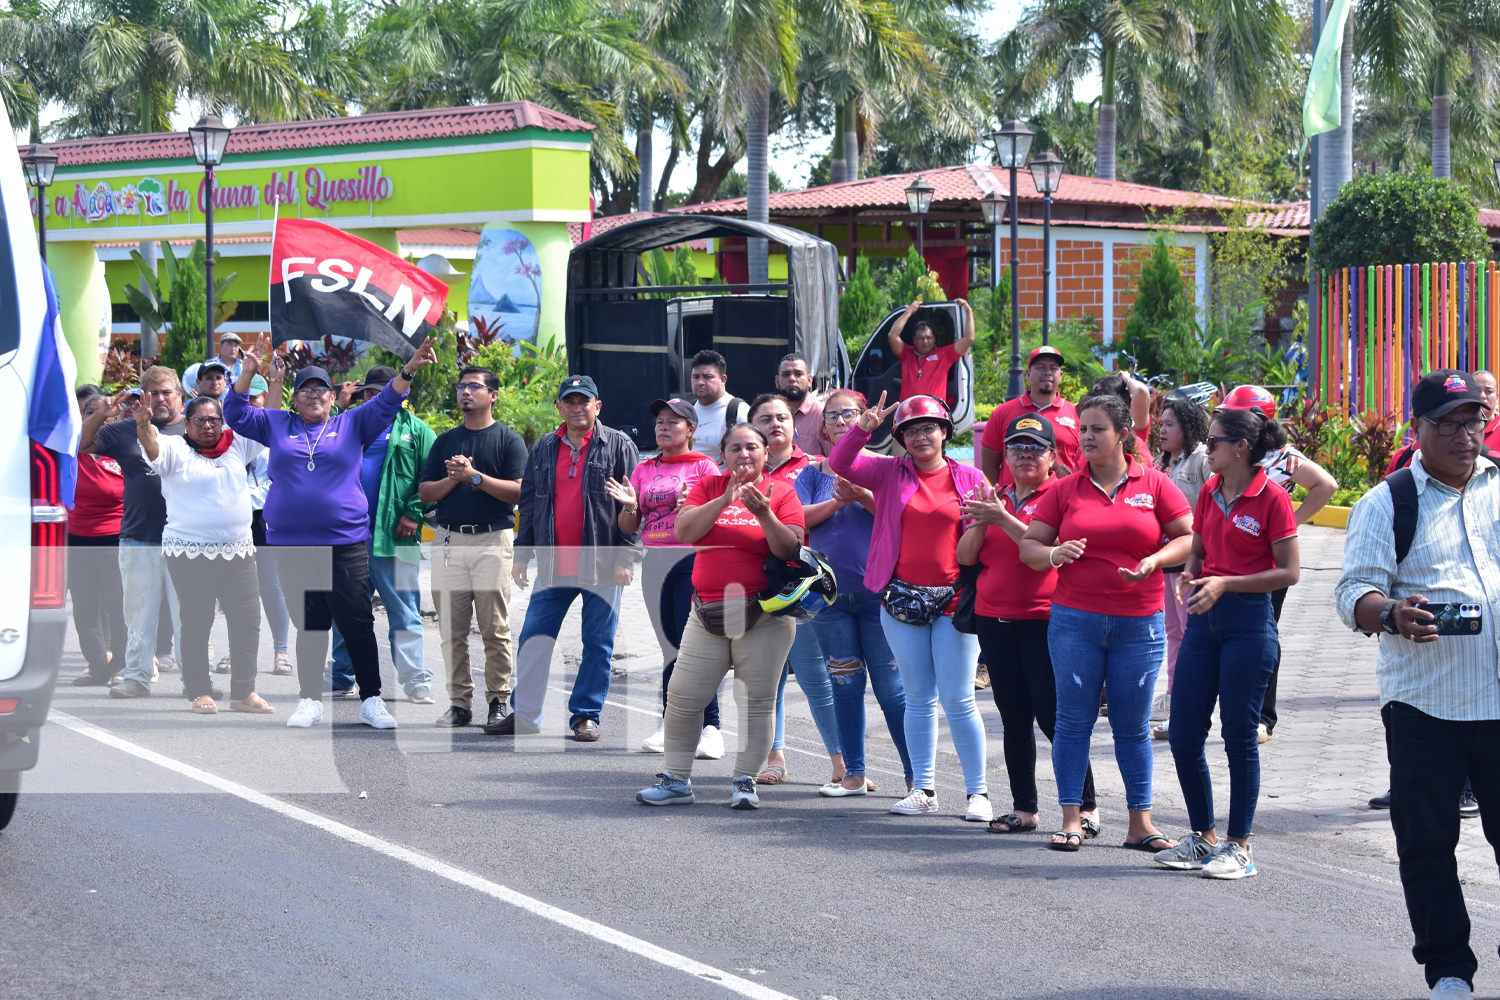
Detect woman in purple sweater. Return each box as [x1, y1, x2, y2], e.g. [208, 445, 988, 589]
[225, 333, 437, 730]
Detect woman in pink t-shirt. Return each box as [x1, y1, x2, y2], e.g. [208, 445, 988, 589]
[607, 399, 721, 759]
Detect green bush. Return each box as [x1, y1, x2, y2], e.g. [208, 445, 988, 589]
[1118, 232, 1196, 377]
[840, 257, 889, 358]
[366, 313, 459, 415]
[1311, 172, 1490, 271]
[469, 339, 568, 447]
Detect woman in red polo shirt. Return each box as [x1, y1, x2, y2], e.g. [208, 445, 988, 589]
[636, 422, 806, 811]
[1152, 406, 1299, 880]
[959, 413, 1097, 836]
[1020, 393, 1192, 853]
[68, 387, 127, 686]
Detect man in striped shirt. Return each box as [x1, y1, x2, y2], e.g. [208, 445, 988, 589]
[1336, 369, 1500, 1000]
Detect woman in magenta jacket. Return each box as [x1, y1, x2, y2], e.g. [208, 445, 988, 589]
[830, 392, 992, 823]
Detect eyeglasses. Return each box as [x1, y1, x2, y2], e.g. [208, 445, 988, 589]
[455, 382, 491, 394]
[296, 386, 331, 398]
[189, 416, 223, 427]
[1425, 416, 1487, 437]
[823, 409, 860, 424]
[1006, 443, 1048, 456]
[903, 422, 943, 439]
[1205, 434, 1244, 449]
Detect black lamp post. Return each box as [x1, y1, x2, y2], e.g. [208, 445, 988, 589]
[21, 144, 58, 263]
[978, 192, 1005, 353]
[988, 119, 1035, 400]
[188, 114, 232, 361]
[905, 174, 935, 259]
[1028, 149, 1065, 346]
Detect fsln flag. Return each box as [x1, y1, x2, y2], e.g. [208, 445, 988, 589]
[270, 218, 449, 360]
[31, 265, 80, 507]
[1303, 0, 1355, 137]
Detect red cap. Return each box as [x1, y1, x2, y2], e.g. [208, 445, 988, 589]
[1028, 345, 1065, 367]
[1220, 384, 1276, 419]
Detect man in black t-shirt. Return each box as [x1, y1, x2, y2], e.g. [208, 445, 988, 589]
[418, 365, 528, 729]
[79, 367, 188, 698]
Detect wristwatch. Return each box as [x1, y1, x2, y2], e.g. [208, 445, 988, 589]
[1379, 599, 1401, 635]
[469, 472, 483, 486]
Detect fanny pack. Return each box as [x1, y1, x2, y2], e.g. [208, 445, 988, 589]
[880, 578, 954, 627]
[693, 595, 764, 638]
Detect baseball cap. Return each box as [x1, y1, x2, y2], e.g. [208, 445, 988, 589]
[1005, 413, 1056, 447]
[362, 365, 399, 389]
[650, 398, 698, 424]
[1412, 369, 1485, 421]
[199, 359, 230, 377]
[248, 374, 268, 395]
[293, 366, 332, 390]
[557, 375, 599, 400]
[1028, 345, 1065, 368]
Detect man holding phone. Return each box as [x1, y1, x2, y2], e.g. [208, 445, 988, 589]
[1337, 369, 1500, 1000]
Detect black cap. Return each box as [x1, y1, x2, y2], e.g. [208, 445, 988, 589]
[650, 398, 698, 424]
[293, 366, 332, 390]
[1412, 369, 1485, 420]
[1004, 413, 1056, 447]
[199, 359, 230, 377]
[363, 365, 398, 389]
[557, 375, 599, 400]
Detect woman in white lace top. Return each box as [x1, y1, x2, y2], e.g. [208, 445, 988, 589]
[138, 395, 273, 715]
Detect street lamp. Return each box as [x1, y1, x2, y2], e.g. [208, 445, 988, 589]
[188, 114, 232, 361]
[20, 144, 58, 263]
[979, 194, 1006, 348]
[905, 174, 935, 258]
[1028, 149, 1065, 346]
[988, 119, 1034, 400]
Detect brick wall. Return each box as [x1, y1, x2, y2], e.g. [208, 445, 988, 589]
[1111, 243, 1197, 339]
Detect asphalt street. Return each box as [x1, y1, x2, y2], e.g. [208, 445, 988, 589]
[5, 525, 1500, 999]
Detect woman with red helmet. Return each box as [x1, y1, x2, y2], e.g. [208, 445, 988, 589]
[1221, 384, 1337, 744]
[830, 392, 993, 822]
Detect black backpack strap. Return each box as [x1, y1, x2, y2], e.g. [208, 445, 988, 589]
[1387, 466, 1418, 564]
[1392, 443, 1416, 470]
[726, 395, 748, 425]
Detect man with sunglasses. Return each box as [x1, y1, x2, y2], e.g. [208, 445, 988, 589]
[327, 366, 438, 704]
[418, 366, 527, 729]
[1338, 369, 1500, 1000]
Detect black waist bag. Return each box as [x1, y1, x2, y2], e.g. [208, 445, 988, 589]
[881, 578, 954, 627]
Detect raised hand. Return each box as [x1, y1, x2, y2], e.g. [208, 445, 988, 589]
[905, 299, 922, 315]
[739, 480, 772, 516]
[858, 391, 900, 433]
[337, 381, 360, 408]
[605, 476, 637, 508]
[406, 335, 439, 372]
[960, 480, 1009, 526]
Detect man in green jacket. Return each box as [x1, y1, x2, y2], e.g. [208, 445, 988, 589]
[330, 365, 437, 702]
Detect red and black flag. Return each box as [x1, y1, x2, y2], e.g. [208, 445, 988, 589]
[270, 218, 449, 360]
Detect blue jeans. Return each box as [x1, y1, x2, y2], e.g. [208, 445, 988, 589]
[1168, 592, 1278, 838]
[811, 589, 912, 781]
[1048, 604, 1164, 811]
[329, 540, 430, 695]
[255, 546, 290, 654]
[512, 584, 621, 730]
[775, 624, 843, 756]
[117, 540, 181, 687]
[880, 610, 986, 795]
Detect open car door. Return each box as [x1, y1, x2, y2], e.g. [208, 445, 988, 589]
[847, 301, 975, 453]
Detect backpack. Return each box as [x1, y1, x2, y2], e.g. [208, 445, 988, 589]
[725, 395, 749, 427]
[1386, 445, 1498, 562]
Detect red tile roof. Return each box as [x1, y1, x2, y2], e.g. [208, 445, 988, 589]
[1248, 200, 1500, 237]
[675, 163, 1246, 217]
[34, 102, 593, 168]
[569, 211, 710, 250]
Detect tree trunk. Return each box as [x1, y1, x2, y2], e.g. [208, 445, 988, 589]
[746, 78, 770, 284]
[654, 136, 680, 211]
[689, 113, 740, 203]
[1322, 6, 1354, 207]
[636, 115, 653, 212]
[829, 103, 847, 184]
[1431, 53, 1451, 180]
[843, 98, 859, 181]
[1097, 44, 1118, 180]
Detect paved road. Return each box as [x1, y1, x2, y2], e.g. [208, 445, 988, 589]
[5, 526, 1500, 999]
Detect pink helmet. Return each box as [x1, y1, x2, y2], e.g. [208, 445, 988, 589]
[893, 394, 953, 444]
[1221, 384, 1277, 419]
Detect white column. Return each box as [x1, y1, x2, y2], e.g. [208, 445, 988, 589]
[1193, 233, 1210, 330]
[1101, 236, 1116, 349]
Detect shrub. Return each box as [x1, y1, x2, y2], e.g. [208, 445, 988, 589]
[840, 257, 889, 357]
[1311, 172, 1490, 272]
[1118, 231, 1196, 377]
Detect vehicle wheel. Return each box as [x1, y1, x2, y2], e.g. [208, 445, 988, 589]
[0, 770, 20, 831]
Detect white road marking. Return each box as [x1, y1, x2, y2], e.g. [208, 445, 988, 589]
[48, 710, 798, 1000]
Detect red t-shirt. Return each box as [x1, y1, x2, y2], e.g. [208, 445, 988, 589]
[895, 466, 963, 600]
[1028, 460, 1192, 617]
[552, 425, 593, 576]
[976, 476, 1058, 620]
[1135, 415, 1153, 462]
[900, 344, 960, 402]
[685, 473, 807, 602]
[1487, 418, 1500, 455]
[70, 453, 124, 536]
[980, 394, 1082, 483]
[764, 447, 809, 488]
[1194, 470, 1298, 579]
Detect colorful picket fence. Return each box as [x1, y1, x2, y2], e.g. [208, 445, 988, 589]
[1310, 262, 1500, 422]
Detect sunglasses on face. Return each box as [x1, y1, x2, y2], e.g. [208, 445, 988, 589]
[1205, 434, 1244, 449]
[297, 386, 332, 398]
[1006, 443, 1048, 456]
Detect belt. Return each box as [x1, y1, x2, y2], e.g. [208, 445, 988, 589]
[439, 523, 502, 535]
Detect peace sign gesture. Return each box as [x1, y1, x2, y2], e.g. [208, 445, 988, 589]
[858, 391, 900, 433]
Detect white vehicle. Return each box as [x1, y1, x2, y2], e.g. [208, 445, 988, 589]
[0, 96, 75, 831]
[848, 301, 977, 453]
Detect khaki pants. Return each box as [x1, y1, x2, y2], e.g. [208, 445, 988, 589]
[664, 613, 796, 779]
[434, 528, 514, 710]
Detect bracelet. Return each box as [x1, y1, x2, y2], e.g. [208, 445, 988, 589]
[1048, 546, 1065, 568]
[622, 505, 639, 515]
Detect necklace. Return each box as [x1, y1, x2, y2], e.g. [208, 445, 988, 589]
[302, 419, 331, 471]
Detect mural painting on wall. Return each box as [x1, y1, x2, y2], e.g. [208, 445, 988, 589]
[468, 229, 542, 350]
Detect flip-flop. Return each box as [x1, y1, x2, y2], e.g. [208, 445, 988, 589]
[1048, 831, 1083, 852]
[988, 814, 1039, 834]
[1121, 834, 1174, 852]
[756, 764, 787, 785]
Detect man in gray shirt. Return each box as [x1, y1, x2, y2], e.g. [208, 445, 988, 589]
[1336, 369, 1500, 1000]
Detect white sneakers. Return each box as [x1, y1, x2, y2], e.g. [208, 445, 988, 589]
[286, 698, 323, 728]
[641, 721, 666, 753]
[359, 696, 397, 729]
[963, 794, 994, 823]
[890, 789, 940, 815]
[285, 696, 398, 729]
[1431, 978, 1473, 998]
[696, 725, 725, 760]
[1150, 691, 1170, 722]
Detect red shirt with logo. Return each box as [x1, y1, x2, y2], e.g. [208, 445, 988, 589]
[980, 394, 1082, 483]
[900, 344, 960, 403]
[976, 476, 1058, 620]
[764, 447, 809, 489]
[70, 453, 125, 536]
[1027, 460, 1192, 617]
[1194, 469, 1297, 579]
[552, 425, 593, 576]
[684, 473, 807, 601]
[895, 465, 963, 589]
